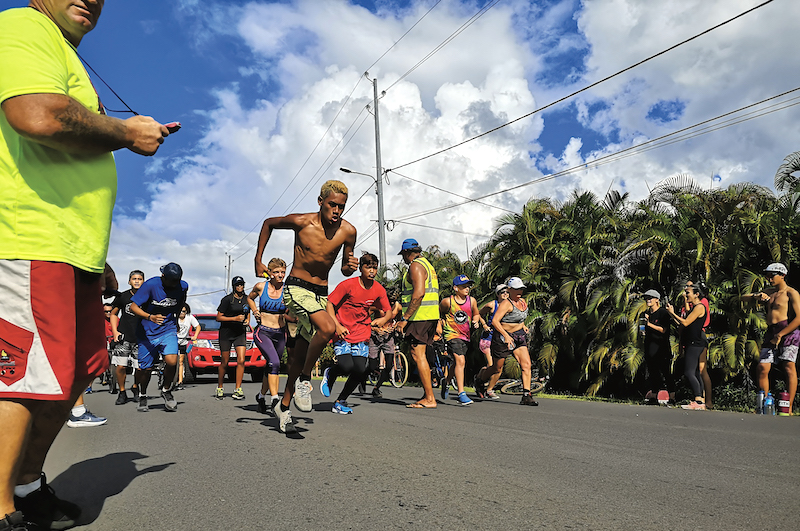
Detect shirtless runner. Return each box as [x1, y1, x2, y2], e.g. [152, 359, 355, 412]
[744, 263, 800, 413]
[254, 180, 358, 433]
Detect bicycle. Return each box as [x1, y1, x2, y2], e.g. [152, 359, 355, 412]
[495, 368, 548, 395]
[364, 345, 408, 388]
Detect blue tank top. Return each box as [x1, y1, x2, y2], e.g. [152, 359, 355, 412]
[259, 284, 286, 314]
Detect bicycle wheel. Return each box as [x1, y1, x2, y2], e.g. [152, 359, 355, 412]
[391, 351, 408, 388]
[530, 380, 545, 394]
[500, 380, 524, 395]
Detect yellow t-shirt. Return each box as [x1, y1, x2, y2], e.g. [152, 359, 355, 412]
[0, 7, 117, 274]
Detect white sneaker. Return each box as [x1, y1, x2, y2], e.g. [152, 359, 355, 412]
[293, 378, 313, 412]
[277, 405, 297, 433]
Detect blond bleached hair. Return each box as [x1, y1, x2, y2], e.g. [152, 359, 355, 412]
[320, 180, 348, 199]
[267, 257, 286, 270]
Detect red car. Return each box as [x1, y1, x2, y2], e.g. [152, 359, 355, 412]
[186, 314, 266, 382]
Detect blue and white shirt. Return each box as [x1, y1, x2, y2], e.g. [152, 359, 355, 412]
[132, 277, 189, 340]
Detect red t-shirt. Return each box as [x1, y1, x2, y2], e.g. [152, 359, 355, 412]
[328, 277, 390, 343]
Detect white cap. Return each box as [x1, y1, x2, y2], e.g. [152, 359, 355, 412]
[494, 284, 508, 294]
[643, 289, 661, 299]
[507, 277, 526, 289]
[764, 263, 788, 275]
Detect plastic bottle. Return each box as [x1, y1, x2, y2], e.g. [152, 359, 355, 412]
[777, 391, 791, 416]
[756, 390, 765, 414]
[764, 392, 775, 416]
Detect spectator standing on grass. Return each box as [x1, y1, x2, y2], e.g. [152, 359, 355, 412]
[641, 290, 673, 404]
[742, 263, 800, 414]
[0, 1, 171, 528]
[666, 284, 707, 410]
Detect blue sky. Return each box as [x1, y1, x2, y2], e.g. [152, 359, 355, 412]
[8, 0, 798, 310]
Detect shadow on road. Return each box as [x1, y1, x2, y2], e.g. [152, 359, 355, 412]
[49, 452, 174, 527]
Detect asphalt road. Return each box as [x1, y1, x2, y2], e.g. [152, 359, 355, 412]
[44, 376, 798, 530]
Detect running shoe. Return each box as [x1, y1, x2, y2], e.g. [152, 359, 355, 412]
[14, 473, 81, 531]
[473, 377, 486, 399]
[485, 389, 500, 400]
[84, 386, 93, 394]
[232, 387, 245, 400]
[66, 410, 107, 428]
[357, 382, 367, 395]
[162, 390, 178, 411]
[458, 392, 473, 406]
[520, 394, 539, 406]
[277, 405, 297, 433]
[441, 381, 449, 401]
[270, 397, 280, 416]
[174, 384, 186, 391]
[115, 391, 129, 405]
[255, 394, 267, 414]
[0, 511, 27, 531]
[293, 378, 313, 412]
[371, 387, 383, 399]
[215, 387, 224, 400]
[656, 390, 670, 405]
[131, 386, 140, 401]
[137, 396, 149, 412]
[681, 401, 706, 410]
[320, 368, 331, 397]
[332, 400, 353, 414]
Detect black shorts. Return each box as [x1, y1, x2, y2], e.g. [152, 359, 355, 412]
[490, 328, 528, 358]
[219, 333, 246, 352]
[446, 338, 469, 357]
[405, 320, 437, 347]
[178, 343, 188, 355]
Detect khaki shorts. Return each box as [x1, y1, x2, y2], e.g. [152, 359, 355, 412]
[283, 278, 328, 343]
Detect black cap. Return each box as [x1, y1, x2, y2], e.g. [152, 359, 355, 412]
[160, 262, 183, 280]
[232, 276, 245, 287]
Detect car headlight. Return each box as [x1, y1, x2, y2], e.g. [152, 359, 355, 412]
[195, 339, 212, 349]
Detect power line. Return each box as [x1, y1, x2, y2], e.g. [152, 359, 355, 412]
[388, 169, 516, 213]
[388, 0, 776, 172]
[391, 84, 800, 222]
[385, 0, 503, 92]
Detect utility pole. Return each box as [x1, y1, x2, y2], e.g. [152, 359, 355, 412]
[225, 253, 231, 294]
[372, 76, 387, 268]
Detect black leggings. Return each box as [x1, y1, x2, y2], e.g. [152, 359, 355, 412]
[683, 344, 705, 398]
[374, 351, 397, 390]
[327, 354, 369, 401]
[644, 340, 675, 393]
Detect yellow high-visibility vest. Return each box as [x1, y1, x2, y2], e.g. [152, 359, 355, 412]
[401, 256, 439, 321]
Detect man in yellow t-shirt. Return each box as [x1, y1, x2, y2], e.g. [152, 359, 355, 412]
[0, 1, 173, 529]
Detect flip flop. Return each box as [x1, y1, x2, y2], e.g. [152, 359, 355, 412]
[406, 402, 436, 409]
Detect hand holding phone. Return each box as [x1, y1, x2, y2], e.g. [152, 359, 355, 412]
[165, 122, 182, 133]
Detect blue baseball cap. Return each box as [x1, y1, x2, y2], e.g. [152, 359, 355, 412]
[397, 238, 422, 254]
[160, 262, 183, 280]
[453, 274, 474, 287]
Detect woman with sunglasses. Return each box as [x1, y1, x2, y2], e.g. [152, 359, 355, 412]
[681, 280, 712, 408]
[477, 284, 510, 399]
[474, 277, 537, 406]
[216, 276, 251, 400]
[666, 284, 707, 410]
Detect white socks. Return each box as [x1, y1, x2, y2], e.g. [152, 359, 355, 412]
[14, 477, 42, 498]
[71, 405, 86, 417]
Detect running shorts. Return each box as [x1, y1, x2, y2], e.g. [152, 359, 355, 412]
[490, 328, 528, 358]
[283, 277, 328, 343]
[446, 338, 469, 357]
[0, 260, 108, 400]
[111, 340, 139, 369]
[404, 320, 437, 347]
[219, 331, 247, 352]
[137, 333, 179, 370]
[760, 321, 800, 364]
[334, 339, 369, 358]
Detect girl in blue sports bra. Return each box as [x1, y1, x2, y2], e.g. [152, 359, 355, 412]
[247, 257, 294, 415]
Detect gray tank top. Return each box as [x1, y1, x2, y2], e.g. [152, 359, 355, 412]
[501, 300, 528, 324]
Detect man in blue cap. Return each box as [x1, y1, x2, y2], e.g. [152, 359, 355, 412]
[130, 263, 188, 413]
[397, 239, 439, 408]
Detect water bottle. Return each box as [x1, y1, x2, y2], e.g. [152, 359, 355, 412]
[777, 391, 791, 416]
[639, 316, 646, 336]
[756, 390, 765, 414]
[764, 392, 775, 416]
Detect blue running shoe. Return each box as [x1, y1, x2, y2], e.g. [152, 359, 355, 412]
[458, 392, 473, 406]
[332, 400, 353, 415]
[67, 410, 108, 427]
[320, 367, 331, 398]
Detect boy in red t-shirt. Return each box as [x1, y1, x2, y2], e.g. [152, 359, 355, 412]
[321, 253, 393, 414]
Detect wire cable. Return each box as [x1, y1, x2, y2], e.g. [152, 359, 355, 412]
[385, 0, 503, 92]
[388, 0, 776, 171]
[390, 84, 800, 222]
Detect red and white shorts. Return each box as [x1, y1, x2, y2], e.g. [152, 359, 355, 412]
[0, 260, 108, 400]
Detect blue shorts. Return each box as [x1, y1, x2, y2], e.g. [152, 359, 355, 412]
[138, 333, 179, 369]
[333, 339, 369, 358]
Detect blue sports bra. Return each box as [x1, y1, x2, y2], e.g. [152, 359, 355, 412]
[259, 284, 286, 314]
